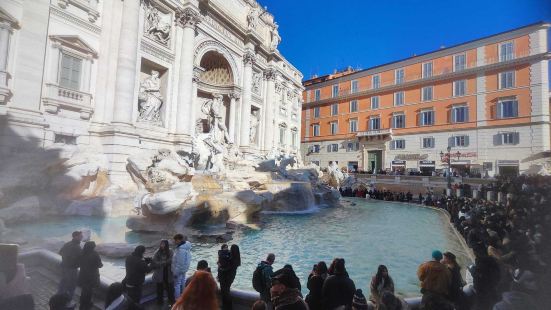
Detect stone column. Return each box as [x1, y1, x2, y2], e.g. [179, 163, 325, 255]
[0, 21, 12, 90]
[262, 68, 277, 151]
[229, 92, 240, 143]
[175, 7, 200, 136]
[112, 0, 141, 125]
[240, 50, 255, 148]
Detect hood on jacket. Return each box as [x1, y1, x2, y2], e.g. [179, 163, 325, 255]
[177, 241, 191, 251]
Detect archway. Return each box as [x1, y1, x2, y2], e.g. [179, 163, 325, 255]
[199, 51, 233, 86]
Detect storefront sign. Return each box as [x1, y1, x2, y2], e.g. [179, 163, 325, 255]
[441, 152, 478, 163]
[497, 160, 519, 166]
[394, 154, 428, 161]
[419, 160, 436, 166]
[391, 160, 406, 165]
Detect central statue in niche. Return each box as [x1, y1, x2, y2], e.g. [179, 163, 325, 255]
[203, 94, 232, 148]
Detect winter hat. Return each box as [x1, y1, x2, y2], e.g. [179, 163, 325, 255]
[352, 289, 368, 310]
[272, 269, 295, 289]
[432, 250, 443, 261]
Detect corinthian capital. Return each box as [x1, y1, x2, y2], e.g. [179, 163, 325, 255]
[243, 51, 256, 66]
[176, 7, 201, 29]
[263, 68, 279, 81]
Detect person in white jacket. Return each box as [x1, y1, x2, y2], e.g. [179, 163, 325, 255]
[172, 234, 192, 298]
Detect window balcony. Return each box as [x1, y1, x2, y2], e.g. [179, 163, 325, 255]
[42, 83, 93, 119]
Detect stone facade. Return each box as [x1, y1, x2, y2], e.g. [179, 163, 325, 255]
[0, 0, 303, 182]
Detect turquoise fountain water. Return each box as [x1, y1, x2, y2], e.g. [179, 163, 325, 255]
[10, 198, 471, 297]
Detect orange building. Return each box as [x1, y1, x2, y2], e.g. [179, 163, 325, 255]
[301, 22, 550, 176]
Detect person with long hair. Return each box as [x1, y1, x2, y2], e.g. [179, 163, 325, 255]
[322, 258, 356, 309]
[77, 241, 103, 310]
[306, 261, 328, 310]
[152, 240, 174, 305]
[442, 252, 468, 310]
[221, 244, 241, 310]
[171, 271, 218, 310]
[369, 265, 395, 306]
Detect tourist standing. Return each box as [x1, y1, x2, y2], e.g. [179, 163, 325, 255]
[58, 231, 83, 300]
[185, 260, 211, 287]
[442, 252, 467, 310]
[274, 265, 301, 294]
[322, 258, 356, 309]
[270, 270, 308, 310]
[77, 241, 103, 310]
[171, 271, 218, 310]
[152, 240, 175, 305]
[172, 234, 192, 298]
[306, 261, 328, 310]
[369, 265, 395, 306]
[472, 251, 501, 310]
[253, 253, 276, 305]
[218, 244, 241, 310]
[123, 245, 152, 308]
[417, 250, 453, 310]
[493, 269, 538, 310]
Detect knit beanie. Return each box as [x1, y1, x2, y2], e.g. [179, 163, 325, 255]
[432, 250, 443, 261]
[352, 289, 368, 310]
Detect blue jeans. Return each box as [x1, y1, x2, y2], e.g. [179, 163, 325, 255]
[173, 273, 186, 298]
[58, 267, 78, 299]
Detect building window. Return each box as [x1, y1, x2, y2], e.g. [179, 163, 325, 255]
[291, 128, 298, 148]
[391, 139, 406, 149]
[314, 89, 321, 101]
[394, 91, 404, 106]
[454, 53, 466, 72]
[349, 119, 358, 132]
[311, 144, 321, 153]
[330, 121, 338, 135]
[502, 132, 516, 145]
[59, 53, 83, 90]
[420, 110, 434, 126]
[313, 107, 320, 118]
[452, 105, 468, 123]
[54, 134, 77, 145]
[451, 135, 469, 147]
[453, 80, 466, 97]
[372, 75, 380, 89]
[421, 86, 433, 101]
[306, 90, 311, 103]
[371, 96, 380, 109]
[351, 80, 359, 93]
[392, 113, 405, 129]
[499, 71, 515, 89]
[422, 62, 433, 78]
[369, 117, 380, 130]
[497, 98, 518, 118]
[328, 143, 339, 152]
[331, 103, 338, 116]
[499, 42, 514, 62]
[395, 68, 405, 84]
[347, 142, 360, 152]
[350, 100, 358, 112]
[422, 137, 435, 149]
[332, 85, 339, 98]
[311, 160, 320, 166]
[312, 124, 320, 136]
[279, 124, 287, 146]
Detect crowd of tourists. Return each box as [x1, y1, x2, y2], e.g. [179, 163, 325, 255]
[39, 174, 551, 310]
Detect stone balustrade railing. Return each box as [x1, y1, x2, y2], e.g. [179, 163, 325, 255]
[42, 83, 93, 119]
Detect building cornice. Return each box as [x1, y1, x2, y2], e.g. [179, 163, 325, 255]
[50, 5, 101, 35]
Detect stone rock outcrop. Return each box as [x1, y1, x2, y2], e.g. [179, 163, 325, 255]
[64, 197, 113, 216]
[0, 196, 41, 223]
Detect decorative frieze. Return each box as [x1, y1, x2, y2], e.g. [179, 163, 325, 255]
[140, 39, 175, 63]
[143, 0, 172, 46]
[243, 51, 256, 66]
[252, 71, 262, 96]
[263, 68, 279, 81]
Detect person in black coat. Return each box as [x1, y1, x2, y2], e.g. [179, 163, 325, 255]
[58, 231, 83, 299]
[274, 264, 301, 294]
[123, 246, 152, 309]
[77, 241, 103, 310]
[306, 261, 328, 310]
[321, 258, 356, 310]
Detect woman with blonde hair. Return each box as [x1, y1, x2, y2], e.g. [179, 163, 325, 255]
[171, 271, 218, 310]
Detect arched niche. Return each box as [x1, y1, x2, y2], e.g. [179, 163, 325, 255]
[194, 40, 240, 85]
[199, 51, 233, 86]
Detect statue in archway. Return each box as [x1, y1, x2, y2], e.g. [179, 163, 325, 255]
[250, 110, 260, 144]
[202, 94, 232, 146]
[138, 70, 163, 124]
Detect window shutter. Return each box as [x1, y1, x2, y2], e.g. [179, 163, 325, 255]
[513, 101, 518, 117]
[448, 137, 455, 147]
[417, 113, 421, 126]
[494, 134, 502, 146]
[496, 102, 502, 119]
[327, 145, 331, 152]
[390, 141, 395, 150]
[431, 137, 435, 148]
[514, 132, 520, 145]
[465, 136, 470, 146]
[451, 109, 456, 123]
[465, 107, 469, 122]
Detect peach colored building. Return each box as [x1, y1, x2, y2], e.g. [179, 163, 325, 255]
[301, 22, 550, 176]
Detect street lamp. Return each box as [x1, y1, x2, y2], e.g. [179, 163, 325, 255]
[440, 146, 452, 190]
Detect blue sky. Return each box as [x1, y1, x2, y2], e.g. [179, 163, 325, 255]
[257, 0, 551, 80]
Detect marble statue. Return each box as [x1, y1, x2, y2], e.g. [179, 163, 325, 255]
[249, 110, 260, 144]
[246, 7, 259, 30]
[138, 70, 163, 124]
[143, 1, 171, 45]
[270, 23, 281, 51]
[202, 94, 232, 146]
[327, 162, 348, 188]
[252, 72, 262, 95]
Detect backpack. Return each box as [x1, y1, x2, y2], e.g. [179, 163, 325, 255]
[252, 265, 266, 292]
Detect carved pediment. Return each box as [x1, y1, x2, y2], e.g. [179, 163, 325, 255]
[50, 35, 98, 58]
[0, 7, 19, 28]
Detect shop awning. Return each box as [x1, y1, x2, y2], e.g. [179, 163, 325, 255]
[497, 160, 519, 167]
[419, 160, 435, 167]
[391, 160, 406, 166]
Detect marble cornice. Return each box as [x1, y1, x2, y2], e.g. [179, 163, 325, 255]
[50, 5, 101, 35]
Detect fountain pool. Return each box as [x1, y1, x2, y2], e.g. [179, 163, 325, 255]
[7, 198, 472, 297]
